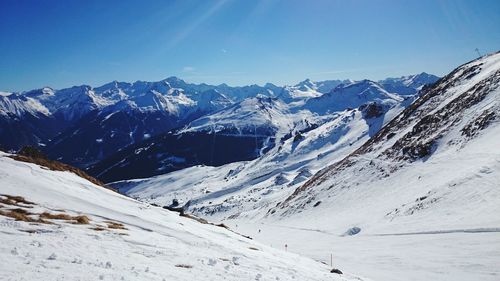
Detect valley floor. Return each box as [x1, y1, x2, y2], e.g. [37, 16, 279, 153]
[227, 220, 500, 281]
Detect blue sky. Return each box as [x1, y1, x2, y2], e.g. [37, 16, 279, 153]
[1, 0, 499, 91]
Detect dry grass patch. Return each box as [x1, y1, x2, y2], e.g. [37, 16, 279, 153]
[75, 215, 90, 224]
[40, 212, 73, 220]
[0, 194, 35, 207]
[0, 193, 93, 228]
[104, 221, 127, 230]
[0, 193, 128, 236]
[0, 209, 33, 222]
[91, 226, 107, 231]
[0, 209, 51, 224]
[175, 264, 193, 269]
[39, 212, 91, 224]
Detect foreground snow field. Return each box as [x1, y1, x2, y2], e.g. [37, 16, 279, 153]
[229, 221, 500, 281]
[0, 153, 365, 281]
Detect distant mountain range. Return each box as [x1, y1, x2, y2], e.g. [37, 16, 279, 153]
[0, 73, 439, 179]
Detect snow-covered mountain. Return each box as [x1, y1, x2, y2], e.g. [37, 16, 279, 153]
[0, 152, 365, 281]
[0, 78, 282, 167]
[277, 79, 350, 108]
[111, 53, 500, 281]
[180, 96, 293, 136]
[279, 79, 324, 102]
[0, 73, 436, 170]
[304, 80, 407, 114]
[90, 77, 413, 182]
[379, 72, 439, 95]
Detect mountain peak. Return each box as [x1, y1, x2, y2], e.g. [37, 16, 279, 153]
[295, 78, 315, 88]
[163, 76, 186, 84]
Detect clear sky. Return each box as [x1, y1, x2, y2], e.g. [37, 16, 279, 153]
[1, 0, 499, 92]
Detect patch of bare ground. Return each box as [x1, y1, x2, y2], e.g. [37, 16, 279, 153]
[91, 226, 107, 231]
[39, 212, 91, 224]
[0, 208, 52, 224]
[0, 194, 127, 234]
[0, 194, 35, 207]
[104, 221, 127, 230]
[175, 264, 193, 269]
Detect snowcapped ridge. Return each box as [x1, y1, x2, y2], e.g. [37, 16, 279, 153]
[95, 75, 415, 182]
[0, 72, 435, 120]
[0, 71, 438, 170]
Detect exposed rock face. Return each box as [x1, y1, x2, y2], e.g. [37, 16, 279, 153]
[360, 102, 385, 119]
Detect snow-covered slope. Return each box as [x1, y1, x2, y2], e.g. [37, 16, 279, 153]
[0, 152, 364, 281]
[112, 53, 500, 281]
[255, 52, 500, 281]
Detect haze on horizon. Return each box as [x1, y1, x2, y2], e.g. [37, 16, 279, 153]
[1, 0, 499, 92]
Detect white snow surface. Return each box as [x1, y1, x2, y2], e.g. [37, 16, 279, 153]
[0, 153, 363, 281]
